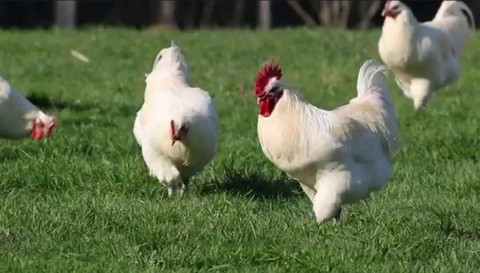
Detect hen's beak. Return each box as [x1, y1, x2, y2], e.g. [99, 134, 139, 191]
[382, 0, 391, 17]
[383, 10, 398, 19]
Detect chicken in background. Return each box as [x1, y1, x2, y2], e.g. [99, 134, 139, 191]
[0, 76, 57, 140]
[379, 0, 474, 110]
[255, 60, 398, 223]
[133, 41, 219, 197]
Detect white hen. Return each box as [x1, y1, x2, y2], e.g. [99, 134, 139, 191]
[378, 0, 474, 110]
[133, 41, 219, 196]
[256, 60, 398, 223]
[0, 76, 57, 140]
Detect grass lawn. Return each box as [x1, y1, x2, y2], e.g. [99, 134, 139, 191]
[0, 27, 480, 272]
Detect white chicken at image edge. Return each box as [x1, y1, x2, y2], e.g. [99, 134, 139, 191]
[256, 60, 398, 223]
[0, 77, 57, 140]
[133, 41, 219, 197]
[379, 0, 474, 110]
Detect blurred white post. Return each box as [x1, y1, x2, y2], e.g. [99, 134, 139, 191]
[159, 1, 175, 26]
[55, 1, 77, 29]
[257, 0, 271, 29]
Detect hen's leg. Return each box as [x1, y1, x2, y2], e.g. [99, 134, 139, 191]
[299, 183, 316, 203]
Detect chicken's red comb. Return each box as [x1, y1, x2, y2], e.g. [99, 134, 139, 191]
[255, 61, 282, 96]
[382, 0, 394, 15]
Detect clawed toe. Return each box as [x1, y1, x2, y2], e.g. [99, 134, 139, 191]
[166, 183, 186, 197]
[167, 186, 174, 197]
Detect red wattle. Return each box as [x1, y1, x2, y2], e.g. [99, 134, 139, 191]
[32, 127, 43, 140]
[259, 97, 276, 117]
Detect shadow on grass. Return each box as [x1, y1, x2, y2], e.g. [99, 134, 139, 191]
[0, 228, 17, 246]
[0, 147, 19, 163]
[26, 93, 97, 112]
[428, 206, 480, 241]
[199, 170, 301, 200]
[27, 93, 138, 118]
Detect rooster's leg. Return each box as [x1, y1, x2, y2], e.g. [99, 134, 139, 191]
[312, 181, 342, 223]
[178, 183, 186, 197]
[334, 207, 342, 221]
[410, 78, 432, 111]
[299, 183, 315, 202]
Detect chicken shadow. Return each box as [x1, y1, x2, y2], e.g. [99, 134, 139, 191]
[427, 206, 480, 241]
[26, 93, 137, 118]
[25, 93, 97, 112]
[198, 171, 301, 200]
[0, 147, 20, 163]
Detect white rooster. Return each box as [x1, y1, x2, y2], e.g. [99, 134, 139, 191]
[0, 76, 57, 140]
[133, 41, 219, 196]
[256, 60, 398, 223]
[379, 0, 474, 110]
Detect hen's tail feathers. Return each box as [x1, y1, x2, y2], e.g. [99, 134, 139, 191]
[356, 60, 399, 157]
[430, 1, 474, 56]
[356, 60, 389, 100]
[435, 1, 475, 30]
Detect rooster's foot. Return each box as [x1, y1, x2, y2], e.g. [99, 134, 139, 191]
[167, 186, 174, 197]
[178, 183, 186, 197]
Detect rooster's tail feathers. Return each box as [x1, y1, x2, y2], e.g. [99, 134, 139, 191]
[355, 60, 399, 157]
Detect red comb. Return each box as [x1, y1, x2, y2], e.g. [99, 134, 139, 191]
[255, 61, 282, 96]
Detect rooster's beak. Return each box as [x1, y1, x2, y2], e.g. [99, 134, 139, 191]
[172, 137, 179, 146]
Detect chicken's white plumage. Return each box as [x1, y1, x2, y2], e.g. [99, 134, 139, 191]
[0, 76, 57, 140]
[256, 60, 398, 223]
[378, 0, 474, 110]
[134, 42, 218, 196]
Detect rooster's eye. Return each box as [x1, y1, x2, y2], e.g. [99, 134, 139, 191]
[180, 126, 188, 134]
[270, 86, 282, 94]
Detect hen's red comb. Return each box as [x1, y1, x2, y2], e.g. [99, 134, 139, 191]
[382, 0, 393, 15]
[255, 61, 282, 96]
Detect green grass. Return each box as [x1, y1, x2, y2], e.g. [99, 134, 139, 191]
[0, 27, 480, 272]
